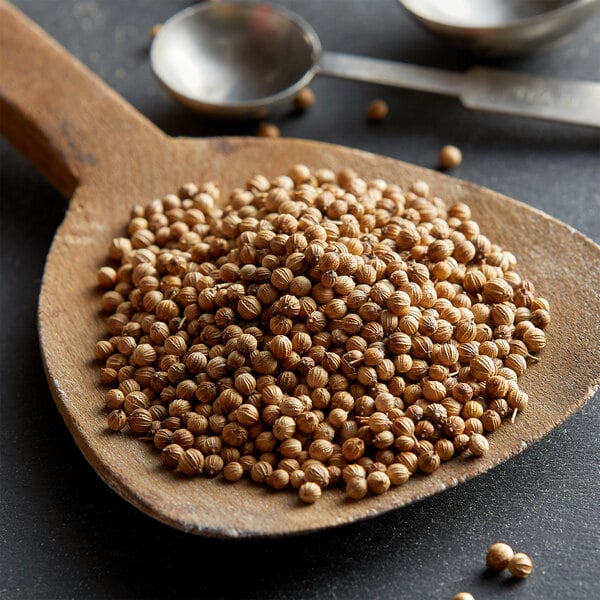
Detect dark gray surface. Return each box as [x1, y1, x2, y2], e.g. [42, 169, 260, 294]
[1, 1, 599, 599]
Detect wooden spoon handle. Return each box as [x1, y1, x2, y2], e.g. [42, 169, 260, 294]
[0, 1, 165, 198]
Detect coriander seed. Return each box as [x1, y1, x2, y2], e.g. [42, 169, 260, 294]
[222, 461, 244, 482]
[508, 552, 533, 578]
[161, 444, 184, 469]
[299, 481, 321, 504]
[97, 166, 549, 505]
[257, 122, 281, 138]
[439, 145, 462, 170]
[346, 476, 368, 499]
[294, 87, 315, 110]
[468, 433, 489, 457]
[366, 470, 390, 494]
[250, 460, 273, 484]
[178, 448, 205, 476]
[386, 463, 410, 485]
[366, 99, 388, 120]
[204, 454, 224, 476]
[150, 23, 162, 39]
[418, 450, 441, 474]
[268, 469, 290, 489]
[107, 409, 127, 432]
[290, 469, 305, 489]
[127, 408, 152, 433]
[304, 462, 330, 487]
[486, 542, 514, 571]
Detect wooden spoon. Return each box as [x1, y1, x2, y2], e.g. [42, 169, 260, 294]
[1, 1, 598, 538]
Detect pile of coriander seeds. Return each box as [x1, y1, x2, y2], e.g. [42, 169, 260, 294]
[94, 165, 550, 503]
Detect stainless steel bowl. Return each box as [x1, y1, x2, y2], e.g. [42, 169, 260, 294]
[399, 0, 600, 55]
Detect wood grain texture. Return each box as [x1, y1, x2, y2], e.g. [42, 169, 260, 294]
[2, 1, 599, 537]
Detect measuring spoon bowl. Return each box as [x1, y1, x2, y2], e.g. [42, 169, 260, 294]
[398, 0, 600, 55]
[150, 1, 320, 117]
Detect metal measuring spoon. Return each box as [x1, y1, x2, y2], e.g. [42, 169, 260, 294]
[398, 0, 600, 56]
[150, 1, 600, 126]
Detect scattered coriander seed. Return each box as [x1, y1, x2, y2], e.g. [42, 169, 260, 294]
[366, 99, 388, 120]
[453, 593, 475, 600]
[342, 463, 366, 483]
[294, 87, 315, 110]
[149, 23, 162, 40]
[439, 145, 463, 170]
[508, 552, 533, 578]
[486, 542, 514, 571]
[257, 122, 281, 138]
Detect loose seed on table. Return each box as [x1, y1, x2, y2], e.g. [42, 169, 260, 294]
[507, 552, 534, 578]
[486, 542, 514, 571]
[439, 145, 462, 170]
[366, 99, 388, 120]
[453, 593, 475, 600]
[149, 23, 162, 40]
[294, 87, 315, 110]
[257, 122, 281, 138]
[96, 165, 549, 504]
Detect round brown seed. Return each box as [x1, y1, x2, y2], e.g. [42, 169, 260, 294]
[507, 552, 533, 579]
[486, 542, 514, 571]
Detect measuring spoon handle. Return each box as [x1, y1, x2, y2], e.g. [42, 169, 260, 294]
[319, 51, 600, 128]
[0, 1, 164, 198]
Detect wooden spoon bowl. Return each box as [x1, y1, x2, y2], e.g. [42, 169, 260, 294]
[1, 2, 599, 538]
